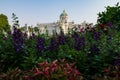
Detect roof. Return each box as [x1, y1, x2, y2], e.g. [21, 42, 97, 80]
[60, 10, 68, 17]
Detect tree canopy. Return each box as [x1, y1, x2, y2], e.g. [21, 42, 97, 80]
[0, 14, 10, 32]
[97, 2, 120, 26]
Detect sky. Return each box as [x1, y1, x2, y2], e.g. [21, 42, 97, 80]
[0, 0, 120, 26]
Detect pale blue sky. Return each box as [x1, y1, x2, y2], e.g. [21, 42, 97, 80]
[0, 0, 120, 26]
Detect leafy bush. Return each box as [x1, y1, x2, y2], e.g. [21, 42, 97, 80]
[0, 60, 83, 80]
[97, 2, 120, 27]
[0, 21, 120, 79]
[24, 59, 83, 80]
[0, 68, 24, 80]
[1, 4, 120, 79]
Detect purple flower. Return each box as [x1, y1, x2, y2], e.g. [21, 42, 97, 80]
[114, 58, 120, 66]
[13, 26, 24, 52]
[107, 22, 113, 27]
[57, 33, 66, 45]
[74, 36, 85, 51]
[36, 37, 45, 52]
[90, 44, 100, 54]
[72, 32, 79, 41]
[93, 31, 101, 41]
[49, 38, 59, 51]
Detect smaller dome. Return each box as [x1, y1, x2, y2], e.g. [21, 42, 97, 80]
[60, 10, 68, 17]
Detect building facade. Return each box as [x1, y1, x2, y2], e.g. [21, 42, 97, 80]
[36, 10, 75, 35]
[25, 10, 94, 36]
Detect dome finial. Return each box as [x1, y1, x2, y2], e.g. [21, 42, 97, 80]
[63, 9, 65, 13]
[60, 10, 68, 17]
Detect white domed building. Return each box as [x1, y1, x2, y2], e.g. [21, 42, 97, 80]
[34, 10, 94, 35]
[59, 10, 69, 33]
[36, 10, 75, 35]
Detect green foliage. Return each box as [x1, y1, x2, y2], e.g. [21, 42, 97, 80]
[1, 13, 120, 79]
[0, 14, 10, 32]
[93, 65, 120, 80]
[24, 60, 83, 80]
[0, 68, 24, 80]
[97, 2, 120, 26]
[0, 60, 83, 80]
[12, 13, 19, 27]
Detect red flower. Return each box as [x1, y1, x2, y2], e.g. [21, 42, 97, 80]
[52, 59, 58, 64]
[49, 60, 59, 73]
[25, 59, 83, 80]
[24, 76, 31, 80]
[74, 69, 81, 76]
[80, 27, 84, 32]
[105, 66, 111, 73]
[45, 67, 50, 78]
[39, 61, 48, 67]
[62, 59, 65, 63]
[68, 75, 74, 80]
[35, 67, 43, 75]
[50, 65, 58, 73]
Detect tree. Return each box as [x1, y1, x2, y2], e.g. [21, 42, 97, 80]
[0, 14, 10, 32]
[97, 2, 120, 26]
[12, 13, 19, 27]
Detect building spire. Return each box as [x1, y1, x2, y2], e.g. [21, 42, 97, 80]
[63, 9, 65, 13]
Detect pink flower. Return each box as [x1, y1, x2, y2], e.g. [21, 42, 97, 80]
[50, 66, 58, 73]
[74, 69, 81, 76]
[50, 61, 58, 68]
[105, 66, 111, 73]
[39, 61, 48, 67]
[68, 75, 74, 80]
[24, 76, 31, 80]
[66, 63, 71, 69]
[52, 59, 58, 64]
[45, 67, 50, 78]
[62, 59, 65, 63]
[67, 71, 71, 75]
[80, 27, 84, 32]
[35, 67, 43, 75]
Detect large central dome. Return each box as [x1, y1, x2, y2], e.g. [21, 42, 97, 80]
[60, 10, 68, 17]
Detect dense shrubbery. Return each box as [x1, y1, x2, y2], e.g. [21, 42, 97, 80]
[0, 60, 83, 80]
[25, 59, 83, 80]
[97, 2, 120, 28]
[0, 22, 120, 79]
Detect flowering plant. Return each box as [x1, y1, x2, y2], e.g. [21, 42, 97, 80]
[25, 59, 83, 80]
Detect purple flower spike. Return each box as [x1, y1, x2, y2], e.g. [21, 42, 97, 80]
[13, 27, 24, 53]
[36, 37, 45, 52]
[49, 38, 59, 51]
[90, 44, 100, 54]
[93, 31, 101, 41]
[74, 36, 85, 51]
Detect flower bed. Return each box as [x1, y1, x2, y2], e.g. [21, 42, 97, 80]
[0, 23, 120, 79]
